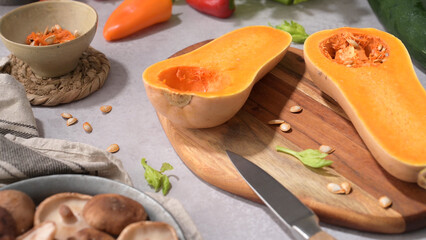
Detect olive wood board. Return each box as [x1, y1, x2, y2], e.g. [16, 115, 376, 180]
[156, 41, 426, 233]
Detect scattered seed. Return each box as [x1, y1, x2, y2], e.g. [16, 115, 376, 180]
[377, 44, 383, 51]
[83, 122, 93, 133]
[378, 196, 392, 208]
[55, 24, 61, 30]
[30, 41, 35, 46]
[327, 183, 345, 194]
[107, 144, 119, 153]
[66, 117, 78, 126]
[100, 105, 112, 113]
[340, 182, 352, 194]
[346, 39, 359, 48]
[290, 105, 303, 113]
[279, 122, 291, 132]
[381, 47, 386, 52]
[268, 119, 285, 125]
[373, 59, 383, 63]
[319, 145, 334, 154]
[61, 113, 73, 119]
[346, 64, 353, 68]
[417, 168, 426, 189]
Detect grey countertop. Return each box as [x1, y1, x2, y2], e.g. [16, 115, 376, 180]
[1, 0, 425, 239]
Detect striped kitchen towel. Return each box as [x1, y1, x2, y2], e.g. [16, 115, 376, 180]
[0, 69, 131, 186]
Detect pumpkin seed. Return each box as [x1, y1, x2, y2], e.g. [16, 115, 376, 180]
[319, 145, 334, 154]
[268, 119, 285, 125]
[377, 44, 383, 51]
[340, 182, 352, 194]
[378, 196, 392, 208]
[107, 144, 119, 153]
[43, 26, 49, 35]
[61, 113, 73, 119]
[290, 105, 303, 113]
[417, 168, 426, 189]
[279, 122, 291, 132]
[100, 105, 112, 113]
[83, 122, 93, 133]
[44, 35, 56, 44]
[327, 183, 345, 194]
[66, 117, 78, 126]
[346, 39, 359, 48]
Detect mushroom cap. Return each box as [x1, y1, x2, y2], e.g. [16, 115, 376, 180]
[116, 221, 178, 240]
[0, 190, 35, 234]
[34, 192, 92, 240]
[16, 221, 56, 240]
[0, 206, 17, 240]
[67, 228, 115, 240]
[82, 194, 148, 235]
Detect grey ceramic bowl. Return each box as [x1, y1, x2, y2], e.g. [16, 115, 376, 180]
[0, 1, 98, 77]
[0, 174, 185, 239]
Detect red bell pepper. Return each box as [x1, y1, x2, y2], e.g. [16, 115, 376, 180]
[186, 0, 235, 18]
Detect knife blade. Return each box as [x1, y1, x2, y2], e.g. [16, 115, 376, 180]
[226, 150, 335, 240]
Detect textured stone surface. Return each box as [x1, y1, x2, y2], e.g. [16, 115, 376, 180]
[0, 1, 424, 239]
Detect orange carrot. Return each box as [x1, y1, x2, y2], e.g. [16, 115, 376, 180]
[103, 0, 173, 41]
[26, 25, 76, 46]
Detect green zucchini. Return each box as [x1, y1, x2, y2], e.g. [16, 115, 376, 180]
[368, 0, 426, 70]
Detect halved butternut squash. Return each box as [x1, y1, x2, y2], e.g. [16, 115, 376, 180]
[304, 27, 426, 185]
[143, 26, 292, 128]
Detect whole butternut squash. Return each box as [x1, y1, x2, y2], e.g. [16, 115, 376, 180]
[304, 27, 426, 185]
[143, 26, 292, 128]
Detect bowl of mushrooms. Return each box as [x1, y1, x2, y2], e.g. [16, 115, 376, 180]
[0, 1, 97, 77]
[0, 174, 184, 239]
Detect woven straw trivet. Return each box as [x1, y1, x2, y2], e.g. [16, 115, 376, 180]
[0, 46, 110, 106]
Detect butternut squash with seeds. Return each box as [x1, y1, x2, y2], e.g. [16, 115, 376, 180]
[304, 27, 426, 185]
[143, 26, 292, 128]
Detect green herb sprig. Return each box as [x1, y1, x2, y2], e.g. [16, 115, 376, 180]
[270, 20, 309, 43]
[141, 158, 174, 195]
[276, 146, 333, 168]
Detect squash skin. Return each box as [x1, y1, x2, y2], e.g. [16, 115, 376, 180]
[143, 26, 292, 128]
[304, 27, 426, 184]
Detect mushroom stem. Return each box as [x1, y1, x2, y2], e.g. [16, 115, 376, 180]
[59, 204, 77, 224]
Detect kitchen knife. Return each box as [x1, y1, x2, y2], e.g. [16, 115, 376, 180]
[226, 150, 335, 240]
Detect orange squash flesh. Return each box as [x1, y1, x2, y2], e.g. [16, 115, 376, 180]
[143, 26, 292, 128]
[304, 27, 426, 183]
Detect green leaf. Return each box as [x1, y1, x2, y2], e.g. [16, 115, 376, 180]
[276, 146, 333, 168]
[160, 162, 174, 173]
[293, 0, 308, 4]
[270, 20, 309, 43]
[141, 158, 174, 195]
[161, 175, 171, 195]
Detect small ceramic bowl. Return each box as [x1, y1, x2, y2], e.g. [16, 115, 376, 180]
[0, 1, 98, 77]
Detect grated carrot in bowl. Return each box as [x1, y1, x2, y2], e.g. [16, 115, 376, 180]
[26, 24, 77, 46]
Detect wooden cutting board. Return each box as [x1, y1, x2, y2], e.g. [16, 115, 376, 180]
[157, 41, 426, 233]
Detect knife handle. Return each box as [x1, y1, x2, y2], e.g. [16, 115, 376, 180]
[310, 231, 336, 240]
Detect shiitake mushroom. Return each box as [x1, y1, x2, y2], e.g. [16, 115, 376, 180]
[82, 194, 148, 235]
